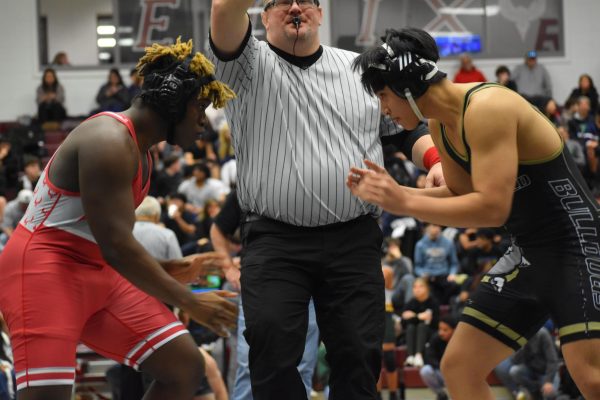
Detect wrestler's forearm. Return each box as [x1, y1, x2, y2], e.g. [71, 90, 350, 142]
[401, 191, 508, 228]
[104, 240, 196, 309]
[402, 185, 455, 198]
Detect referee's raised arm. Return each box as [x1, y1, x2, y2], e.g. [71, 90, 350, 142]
[210, 0, 253, 55]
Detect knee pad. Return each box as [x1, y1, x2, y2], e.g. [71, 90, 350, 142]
[383, 350, 397, 372]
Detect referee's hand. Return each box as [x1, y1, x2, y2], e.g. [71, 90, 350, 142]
[425, 161, 446, 188]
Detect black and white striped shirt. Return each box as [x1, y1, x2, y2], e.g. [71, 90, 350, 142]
[208, 27, 402, 226]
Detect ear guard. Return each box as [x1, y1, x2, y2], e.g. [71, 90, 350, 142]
[368, 43, 446, 120]
[141, 55, 215, 144]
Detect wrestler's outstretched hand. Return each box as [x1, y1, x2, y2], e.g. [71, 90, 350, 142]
[167, 252, 227, 284]
[347, 159, 405, 214]
[185, 290, 238, 337]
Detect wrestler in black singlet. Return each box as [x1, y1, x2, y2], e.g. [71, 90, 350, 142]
[441, 83, 600, 349]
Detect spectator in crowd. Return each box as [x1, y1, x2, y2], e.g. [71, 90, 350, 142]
[36, 67, 66, 124]
[567, 74, 598, 114]
[494, 327, 560, 400]
[216, 122, 235, 165]
[542, 98, 562, 127]
[383, 238, 415, 310]
[151, 154, 184, 201]
[561, 97, 579, 124]
[557, 123, 585, 170]
[128, 68, 143, 102]
[163, 192, 198, 246]
[0, 137, 19, 198]
[0, 189, 32, 243]
[463, 228, 505, 277]
[414, 223, 460, 304]
[402, 278, 439, 367]
[18, 157, 41, 192]
[178, 162, 229, 212]
[419, 315, 457, 400]
[512, 51, 552, 106]
[568, 96, 598, 143]
[51, 51, 70, 66]
[495, 65, 518, 92]
[453, 54, 486, 84]
[133, 196, 182, 260]
[94, 68, 130, 113]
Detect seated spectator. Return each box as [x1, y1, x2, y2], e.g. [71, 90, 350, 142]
[453, 54, 486, 83]
[542, 98, 562, 127]
[568, 96, 598, 143]
[163, 193, 197, 246]
[383, 238, 415, 310]
[495, 65, 518, 92]
[567, 74, 598, 114]
[0, 189, 32, 247]
[18, 157, 41, 192]
[513, 51, 552, 107]
[151, 154, 184, 201]
[128, 68, 143, 102]
[557, 123, 585, 170]
[402, 278, 439, 368]
[36, 68, 66, 124]
[94, 68, 130, 113]
[178, 162, 229, 212]
[561, 96, 578, 124]
[453, 229, 505, 317]
[133, 196, 182, 260]
[494, 326, 560, 400]
[216, 122, 235, 165]
[51, 51, 70, 66]
[414, 224, 460, 304]
[419, 315, 457, 400]
[0, 137, 20, 198]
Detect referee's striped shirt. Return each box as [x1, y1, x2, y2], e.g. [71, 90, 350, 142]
[207, 25, 403, 227]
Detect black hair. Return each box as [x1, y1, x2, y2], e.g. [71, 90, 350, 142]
[353, 28, 444, 98]
[495, 65, 510, 77]
[163, 154, 180, 169]
[193, 162, 211, 178]
[439, 315, 458, 329]
[108, 68, 125, 86]
[169, 192, 188, 203]
[42, 68, 59, 92]
[476, 228, 495, 241]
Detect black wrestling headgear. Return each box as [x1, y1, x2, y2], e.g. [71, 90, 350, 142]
[140, 55, 215, 144]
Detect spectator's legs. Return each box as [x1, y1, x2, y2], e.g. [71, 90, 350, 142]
[415, 322, 430, 355]
[405, 323, 417, 356]
[509, 364, 541, 398]
[419, 365, 446, 396]
[232, 300, 252, 400]
[493, 356, 519, 395]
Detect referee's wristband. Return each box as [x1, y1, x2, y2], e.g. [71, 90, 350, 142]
[422, 147, 441, 171]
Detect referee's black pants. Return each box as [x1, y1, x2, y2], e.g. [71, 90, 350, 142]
[240, 215, 385, 400]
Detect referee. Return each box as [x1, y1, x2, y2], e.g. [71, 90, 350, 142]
[209, 1, 443, 399]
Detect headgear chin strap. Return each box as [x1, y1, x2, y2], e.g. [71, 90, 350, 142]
[141, 54, 216, 144]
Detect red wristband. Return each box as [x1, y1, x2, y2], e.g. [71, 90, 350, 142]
[422, 146, 441, 171]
